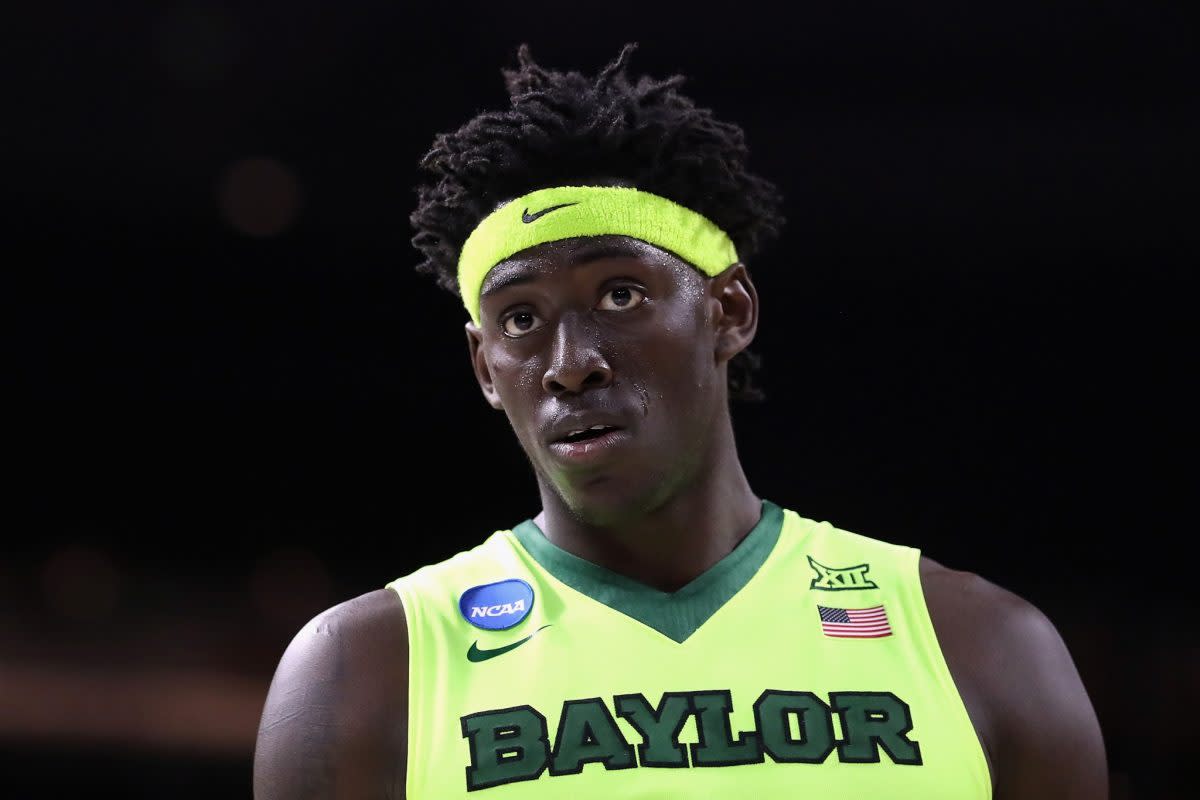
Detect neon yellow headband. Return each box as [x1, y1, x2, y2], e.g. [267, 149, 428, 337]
[457, 185, 739, 325]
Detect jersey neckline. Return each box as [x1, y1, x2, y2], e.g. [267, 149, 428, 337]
[509, 499, 784, 643]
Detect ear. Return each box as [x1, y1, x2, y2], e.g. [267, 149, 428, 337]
[708, 262, 759, 365]
[465, 322, 505, 410]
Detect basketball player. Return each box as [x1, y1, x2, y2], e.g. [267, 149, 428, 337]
[253, 43, 1106, 798]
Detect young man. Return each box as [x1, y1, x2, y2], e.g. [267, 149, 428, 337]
[253, 43, 1106, 798]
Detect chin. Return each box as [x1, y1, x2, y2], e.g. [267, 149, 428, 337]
[549, 469, 675, 528]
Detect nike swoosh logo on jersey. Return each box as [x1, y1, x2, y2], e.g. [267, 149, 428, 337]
[467, 624, 552, 662]
[521, 203, 577, 223]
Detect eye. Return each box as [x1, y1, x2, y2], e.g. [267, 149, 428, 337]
[501, 309, 547, 338]
[597, 286, 647, 312]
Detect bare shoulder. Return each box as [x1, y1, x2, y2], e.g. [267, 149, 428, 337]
[919, 556, 1107, 800]
[919, 556, 1051, 654]
[253, 588, 409, 800]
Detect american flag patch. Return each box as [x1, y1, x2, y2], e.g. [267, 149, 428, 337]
[817, 604, 893, 638]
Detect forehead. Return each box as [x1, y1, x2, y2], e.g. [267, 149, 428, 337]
[479, 234, 694, 298]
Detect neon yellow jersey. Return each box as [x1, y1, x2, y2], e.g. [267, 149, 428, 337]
[387, 500, 990, 798]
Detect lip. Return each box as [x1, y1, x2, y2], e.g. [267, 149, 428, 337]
[544, 411, 630, 446]
[547, 428, 633, 463]
[542, 410, 633, 465]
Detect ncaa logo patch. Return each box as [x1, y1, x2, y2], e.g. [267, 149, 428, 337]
[459, 579, 534, 631]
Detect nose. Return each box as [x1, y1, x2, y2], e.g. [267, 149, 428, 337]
[541, 313, 613, 396]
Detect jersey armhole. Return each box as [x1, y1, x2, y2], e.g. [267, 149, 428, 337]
[386, 578, 424, 800]
[908, 548, 994, 798]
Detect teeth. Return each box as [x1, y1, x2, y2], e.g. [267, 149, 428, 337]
[563, 424, 612, 440]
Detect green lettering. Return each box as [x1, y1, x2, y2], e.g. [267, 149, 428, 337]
[614, 692, 692, 767]
[753, 690, 835, 763]
[549, 697, 636, 776]
[460, 705, 550, 791]
[688, 690, 763, 766]
[831, 691, 922, 765]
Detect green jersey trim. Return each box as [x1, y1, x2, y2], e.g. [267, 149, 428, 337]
[509, 499, 784, 643]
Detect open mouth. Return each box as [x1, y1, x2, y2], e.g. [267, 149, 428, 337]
[556, 424, 622, 444]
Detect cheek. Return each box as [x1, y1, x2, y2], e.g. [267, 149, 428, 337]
[663, 297, 717, 383]
[492, 349, 541, 390]
[486, 346, 543, 421]
[635, 315, 717, 421]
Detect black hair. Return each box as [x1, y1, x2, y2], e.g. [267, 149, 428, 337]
[409, 42, 785, 402]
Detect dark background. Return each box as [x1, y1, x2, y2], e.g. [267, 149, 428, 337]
[4, 1, 1195, 798]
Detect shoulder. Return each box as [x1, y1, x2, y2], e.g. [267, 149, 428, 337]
[292, 586, 408, 645]
[919, 555, 1044, 644]
[253, 588, 408, 800]
[785, 509, 916, 566]
[268, 588, 408, 693]
[919, 557, 1107, 800]
[388, 530, 530, 620]
[919, 556, 1074, 699]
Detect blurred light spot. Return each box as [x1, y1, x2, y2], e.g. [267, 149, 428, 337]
[154, 4, 243, 85]
[42, 545, 121, 621]
[0, 565, 13, 610]
[219, 157, 304, 237]
[250, 547, 332, 629]
[217, 157, 303, 237]
[0, 663, 265, 754]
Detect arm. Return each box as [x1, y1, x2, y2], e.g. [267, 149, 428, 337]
[253, 588, 409, 800]
[921, 558, 1107, 799]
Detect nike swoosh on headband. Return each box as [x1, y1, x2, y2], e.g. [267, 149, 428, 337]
[521, 203, 578, 223]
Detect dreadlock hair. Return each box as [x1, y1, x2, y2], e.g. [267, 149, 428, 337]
[409, 42, 785, 402]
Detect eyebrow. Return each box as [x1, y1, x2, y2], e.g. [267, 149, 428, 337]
[480, 240, 646, 298]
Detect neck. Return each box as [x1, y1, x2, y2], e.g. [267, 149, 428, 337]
[532, 416, 761, 593]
